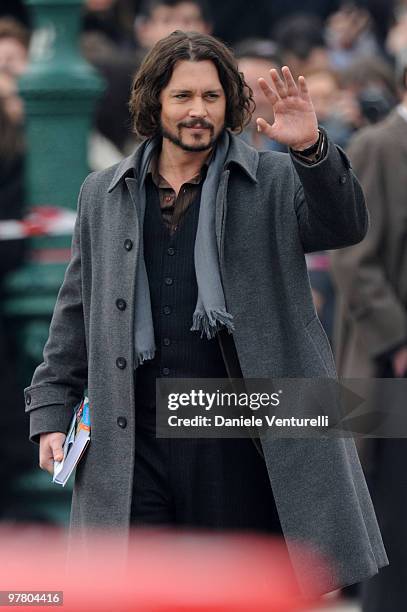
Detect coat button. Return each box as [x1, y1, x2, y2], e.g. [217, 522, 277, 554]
[26, 393, 31, 406]
[162, 367, 170, 375]
[163, 338, 171, 347]
[124, 239, 133, 251]
[117, 416, 127, 428]
[167, 247, 175, 256]
[164, 277, 173, 286]
[339, 175, 347, 184]
[116, 298, 127, 311]
[116, 357, 127, 369]
[163, 305, 172, 315]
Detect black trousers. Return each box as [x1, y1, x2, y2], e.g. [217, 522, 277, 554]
[361, 439, 407, 612]
[130, 428, 283, 534]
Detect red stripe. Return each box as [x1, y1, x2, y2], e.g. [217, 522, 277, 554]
[30, 249, 72, 263]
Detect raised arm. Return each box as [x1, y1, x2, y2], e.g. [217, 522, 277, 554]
[257, 66, 368, 252]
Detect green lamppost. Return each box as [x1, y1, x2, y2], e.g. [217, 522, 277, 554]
[3, 0, 104, 524]
[21, 0, 104, 209]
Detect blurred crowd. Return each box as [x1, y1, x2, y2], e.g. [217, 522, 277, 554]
[0, 0, 405, 319]
[1, 1, 407, 609]
[2, 0, 407, 168]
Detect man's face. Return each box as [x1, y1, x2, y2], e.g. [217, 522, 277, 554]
[137, 2, 210, 49]
[159, 59, 226, 152]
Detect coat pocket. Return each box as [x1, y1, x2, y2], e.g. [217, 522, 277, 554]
[305, 316, 337, 376]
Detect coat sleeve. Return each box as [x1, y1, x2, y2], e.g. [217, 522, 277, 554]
[24, 179, 89, 444]
[330, 132, 407, 358]
[291, 131, 368, 253]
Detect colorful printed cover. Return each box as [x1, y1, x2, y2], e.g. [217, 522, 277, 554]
[53, 397, 91, 486]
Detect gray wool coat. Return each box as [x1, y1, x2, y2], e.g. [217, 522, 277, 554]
[25, 131, 387, 596]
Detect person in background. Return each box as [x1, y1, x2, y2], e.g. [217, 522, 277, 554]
[81, 1, 141, 158]
[272, 14, 330, 79]
[0, 18, 28, 161]
[268, 0, 340, 25]
[0, 17, 29, 77]
[0, 18, 29, 516]
[386, 4, 407, 58]
[0, 72, 29, 519]
[331, 50, 407, 612]
[341, 55, 399, 125]
[0, 71, 24, 126]
[305, 68, 360, 148]
[205, 0, 340, 47]
[235, 38, 285, 152]
[134, 0, 212, 51]
[82, 0, 137, 55]
[0, 2, 30, 30]
[325, 2, 382, 69]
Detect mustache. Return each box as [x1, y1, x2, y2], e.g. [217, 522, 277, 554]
[178, 119, 213, 129]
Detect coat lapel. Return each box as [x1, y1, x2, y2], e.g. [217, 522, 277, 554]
[215, 170, 230, 268]
[125, 177, 141, 220]
[216, 134, 259, 268]
[124, 175, 142, 278]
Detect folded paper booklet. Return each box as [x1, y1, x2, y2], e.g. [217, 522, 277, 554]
[53, 397, 91, 486]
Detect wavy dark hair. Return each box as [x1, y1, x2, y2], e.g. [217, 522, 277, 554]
[129, 30, 255, 138]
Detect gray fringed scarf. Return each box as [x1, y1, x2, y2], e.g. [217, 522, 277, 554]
[133, 130, 234, 367]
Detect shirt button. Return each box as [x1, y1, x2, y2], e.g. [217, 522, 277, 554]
[167, 247, 175, 256]
[117, 416, 127, 428]
[163, 338, 171, 347]
[163, 306, 172, 315]
[164, 277, 173, 286]
[339, 175, 347, 184]
[26, 393, 31, 406]
[162, 367, 170, 376]
[124, 239, 133, 251]
[116, 357, 127, 369]
[116, 298, 127, 311]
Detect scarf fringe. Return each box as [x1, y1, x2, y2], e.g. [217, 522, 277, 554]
[191, 310, 235, 339]
[137, 348, 156, 366]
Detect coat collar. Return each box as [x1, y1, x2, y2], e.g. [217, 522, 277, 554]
[107, 131, 259, 193]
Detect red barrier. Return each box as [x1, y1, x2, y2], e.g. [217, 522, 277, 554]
[0, 525, 329, 611]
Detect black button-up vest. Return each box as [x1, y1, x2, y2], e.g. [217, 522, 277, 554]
[135, 176, 228, 429]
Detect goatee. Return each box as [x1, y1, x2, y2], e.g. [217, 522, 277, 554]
[160, 120, 222, 152]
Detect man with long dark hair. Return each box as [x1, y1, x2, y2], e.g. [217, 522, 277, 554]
[25, 31, 387, 596]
